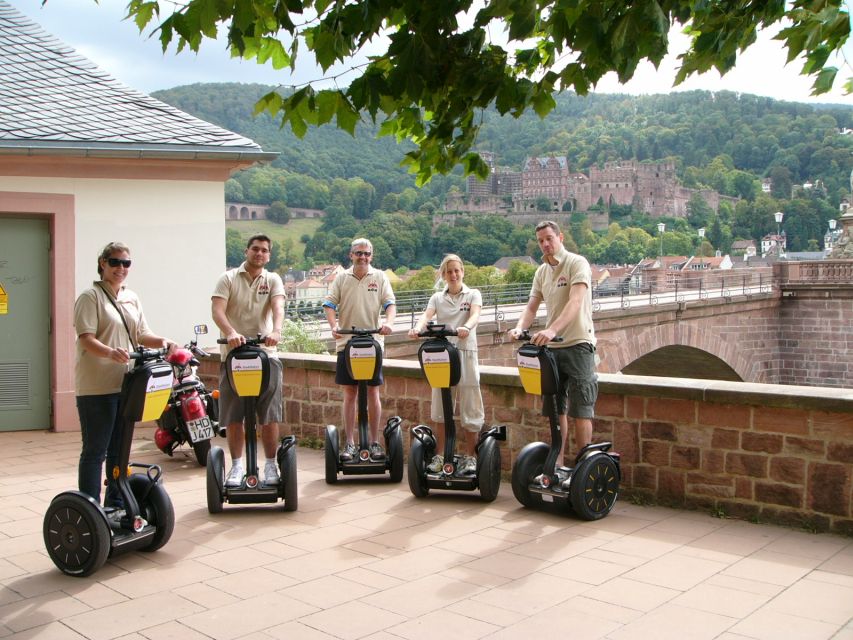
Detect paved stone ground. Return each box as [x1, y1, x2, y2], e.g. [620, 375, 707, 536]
[1, 427, 852, 640]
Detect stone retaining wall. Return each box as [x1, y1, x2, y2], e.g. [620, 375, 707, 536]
[200, 354, 853, 535]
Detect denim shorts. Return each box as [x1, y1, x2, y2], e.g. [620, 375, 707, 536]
[550, 343, 598, 419]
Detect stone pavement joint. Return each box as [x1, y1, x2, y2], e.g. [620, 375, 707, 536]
[1, 427, 851, 640]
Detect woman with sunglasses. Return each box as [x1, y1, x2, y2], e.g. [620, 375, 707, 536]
[73, 242, 176, 507]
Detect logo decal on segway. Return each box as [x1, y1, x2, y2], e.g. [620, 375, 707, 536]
[230, 355, 264, 397]
[141, 370, 173, 422]
[517, 354, 543, 396]
[421, 349, 452, 388]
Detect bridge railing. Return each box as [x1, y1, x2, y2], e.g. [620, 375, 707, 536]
[776, 259, 853, 285]
[284, 267, 778, 324]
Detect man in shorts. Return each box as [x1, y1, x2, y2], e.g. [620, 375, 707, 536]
[212, 234, 285, 487]
[323, 238, 396, 461]
[509, 220, 598, 484]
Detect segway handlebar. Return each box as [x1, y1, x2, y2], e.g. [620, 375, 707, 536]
[128, 347, 168, 363]
[513, 329, 564, 343]
[416, 322, 458, 338]
[338, 327, 381, 336]
[216, 335, 266, 347]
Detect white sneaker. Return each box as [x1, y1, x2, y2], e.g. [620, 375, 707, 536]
[341, 442, 358, 462]
[427, 454, 444, 473]
[263, 460, 280, 486]
[225, 465, 244, 488]
[459, 456, 477, 474]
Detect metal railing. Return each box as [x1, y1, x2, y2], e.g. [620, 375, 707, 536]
[285, 270, 779, 326]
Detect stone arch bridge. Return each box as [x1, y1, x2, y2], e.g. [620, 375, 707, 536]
[386, 261, 852, 388]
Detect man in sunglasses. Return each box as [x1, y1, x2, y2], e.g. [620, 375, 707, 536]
[323, 238, 396, 461]
[212, 234, 286, 488]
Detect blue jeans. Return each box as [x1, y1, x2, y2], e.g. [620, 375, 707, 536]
[77, 393, 123, 507]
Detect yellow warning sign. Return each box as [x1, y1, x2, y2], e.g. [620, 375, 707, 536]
[0, 283, 7, 315]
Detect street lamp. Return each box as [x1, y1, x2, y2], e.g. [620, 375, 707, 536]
[774, 211, 784, 255]
[657, 222, 665, 260]
[827, 218, 839, 253]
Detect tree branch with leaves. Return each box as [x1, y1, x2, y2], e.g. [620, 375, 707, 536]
[127, 0, 851, 184]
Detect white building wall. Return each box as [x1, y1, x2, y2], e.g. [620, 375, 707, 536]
[0, 176, 225, 347]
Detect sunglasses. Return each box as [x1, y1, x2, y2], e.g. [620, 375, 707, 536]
[106, 258, 132, 268]
[352, 251, 372, 257]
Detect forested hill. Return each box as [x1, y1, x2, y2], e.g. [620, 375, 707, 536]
[153, 83, 852, 198]
[152, 83, 419, 196]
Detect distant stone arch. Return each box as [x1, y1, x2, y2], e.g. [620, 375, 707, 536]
[240, 206, 249, 220]
[601, 323, 759, 382]
[228, 205, 238, 219]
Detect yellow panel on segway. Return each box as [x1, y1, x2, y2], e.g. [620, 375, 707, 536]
[421, 349, 451, 388]
[348, 344, 378, 381]
[230, 355, 264, 397]
[517, 353, 543, 396]
[140, 369, 174, 421]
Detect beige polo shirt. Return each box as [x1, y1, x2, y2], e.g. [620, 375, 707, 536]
[74, 283, 155, 395]
[425, 284, 482, 351]
[212, 263, 285, 359]
[324, 266, 396, 351]
[530, 246, 596, 347]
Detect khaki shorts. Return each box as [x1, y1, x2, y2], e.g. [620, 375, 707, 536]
[218, 357, 283, 425]
[550, 343, 598, 419]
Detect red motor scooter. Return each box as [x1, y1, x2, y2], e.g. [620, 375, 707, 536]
[154, 324, 220, 466]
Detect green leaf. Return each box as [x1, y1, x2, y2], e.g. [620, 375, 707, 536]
[336, 98, 359, 135]
[315, 91, 338, 125]
[128, 1, 157, 31]
[256, 37, 291, 69]
[811, 66, 838, 94]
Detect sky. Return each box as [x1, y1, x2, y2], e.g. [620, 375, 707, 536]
[7, 0, 853, 105]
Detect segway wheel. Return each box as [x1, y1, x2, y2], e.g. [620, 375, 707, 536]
[511, 442, 549, 508]
[43, 493, 110, 577]
[476, 438, 502, 503]
[569, 454, 620, 520]
[387, 426, 404, 483]
[192, 438, 211, 467]
[129, 474, 175, 551]
[324, 425, 339, 485]
[407, 437, 429, 497]
[282, 445, 298, 512]
[206, 446, 225, 513]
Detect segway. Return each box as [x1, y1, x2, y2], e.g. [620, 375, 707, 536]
[206, 336, 297, 512]
[325, 328, 404, 483]
[510, 331, 621, 520]
[43, 347, 176, 577]
[408, 322, 505, 501]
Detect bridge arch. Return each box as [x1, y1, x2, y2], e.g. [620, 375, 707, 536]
[603, 323, 761, 383]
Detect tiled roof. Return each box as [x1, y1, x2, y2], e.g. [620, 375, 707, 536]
[0, 1, 275, 161]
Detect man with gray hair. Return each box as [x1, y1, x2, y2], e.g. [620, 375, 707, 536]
[323, 238, 396, 460]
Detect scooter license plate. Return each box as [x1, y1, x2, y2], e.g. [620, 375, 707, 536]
[187, 416, 214, 442]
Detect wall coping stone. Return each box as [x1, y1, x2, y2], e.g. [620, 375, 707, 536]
[278, 352, 853, 413]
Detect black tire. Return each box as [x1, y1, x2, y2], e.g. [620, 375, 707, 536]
[387, 426, 404, 483]
[192, 438, 211, 467]
[282, 445, 298, 512]
[206, 446, 225, 514]
[569, 454, 620, 520]
[477, 438, 502, 502]
[511, 442, 549, 508]
[129, 474, 175, 551]
[43, 493, 110, 577]
[324, 425, 339, 485]
[407, 437, 429, 497]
